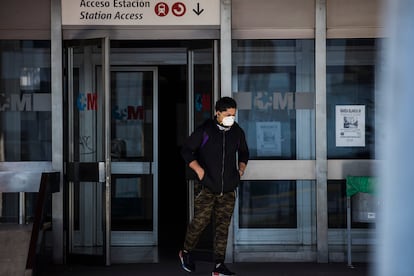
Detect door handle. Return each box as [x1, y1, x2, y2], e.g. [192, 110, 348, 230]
[66, 162, 106, 182]
[98, 161, 105, 182]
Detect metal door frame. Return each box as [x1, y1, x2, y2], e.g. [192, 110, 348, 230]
[186, 41, 219, 219]
[65, 37, 111, 265]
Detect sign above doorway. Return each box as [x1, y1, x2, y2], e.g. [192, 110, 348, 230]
[61, 0, 220, 26]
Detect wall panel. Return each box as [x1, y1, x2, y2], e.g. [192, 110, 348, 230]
[327, 0, 385, 38]
[232, 0, 315, 39]
[0, 0, 50, 39]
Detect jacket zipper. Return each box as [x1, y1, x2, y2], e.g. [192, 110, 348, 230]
[220, 130, 226, 196]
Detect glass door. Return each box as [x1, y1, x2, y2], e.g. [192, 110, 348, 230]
[64, 37, 111, 265]
[64, 39, 158, 263]
[108, 67, 158, 262]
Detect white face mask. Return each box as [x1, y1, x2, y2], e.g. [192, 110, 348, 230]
[222, 116, 235, 127]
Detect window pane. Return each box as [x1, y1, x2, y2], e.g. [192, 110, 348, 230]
[326, 39, 379, 159]
[111, 175, 153, 231]
[232, 40, 315, 160]
[111, 70, 153, 161]
[239, 180, 297, 228]
[0, 41, 52, 161]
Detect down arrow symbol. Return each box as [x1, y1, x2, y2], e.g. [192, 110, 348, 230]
[193, 3, 204, 15]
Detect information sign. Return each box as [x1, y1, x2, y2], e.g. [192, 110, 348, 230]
[61, 0, 220, 26]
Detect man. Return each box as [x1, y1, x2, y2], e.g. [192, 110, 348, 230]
[179, 96, 249, 276]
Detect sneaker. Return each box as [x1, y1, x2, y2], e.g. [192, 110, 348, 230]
[179, 249, 195, 273]
[212, 262, 236, 276]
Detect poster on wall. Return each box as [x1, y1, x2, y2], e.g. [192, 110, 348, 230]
[256, 121, 281, 156]
[335, 105, 365, 147]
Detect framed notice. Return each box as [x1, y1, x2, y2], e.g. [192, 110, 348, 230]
[256, 121, 281, 156]
[335, 105, 365, 147]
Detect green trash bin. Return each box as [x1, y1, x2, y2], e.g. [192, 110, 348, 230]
[346, 175, 377, 223]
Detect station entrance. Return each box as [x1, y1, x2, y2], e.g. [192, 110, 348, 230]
[63, 38, 217, 264]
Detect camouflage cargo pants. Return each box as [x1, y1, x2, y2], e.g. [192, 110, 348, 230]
[183, 185, 236, 261]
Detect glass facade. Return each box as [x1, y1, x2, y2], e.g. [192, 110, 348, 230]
[326, 39, 378, 160]
[0, 40, 52, 224]
[0, 36, 380, 260]
[232, 38, 380, 236]
[326, 39, 380, 228]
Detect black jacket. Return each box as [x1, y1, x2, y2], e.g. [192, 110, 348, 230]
[181, 118, 249, 194]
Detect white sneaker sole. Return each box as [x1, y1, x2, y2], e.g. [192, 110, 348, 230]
[179, 251, 193, 273]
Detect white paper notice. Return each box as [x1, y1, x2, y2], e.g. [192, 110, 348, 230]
[335, 105, 365, 147]
[256, 121, 281, 156]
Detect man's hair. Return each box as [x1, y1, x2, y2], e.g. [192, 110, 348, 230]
[215, 96, 237, 112]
